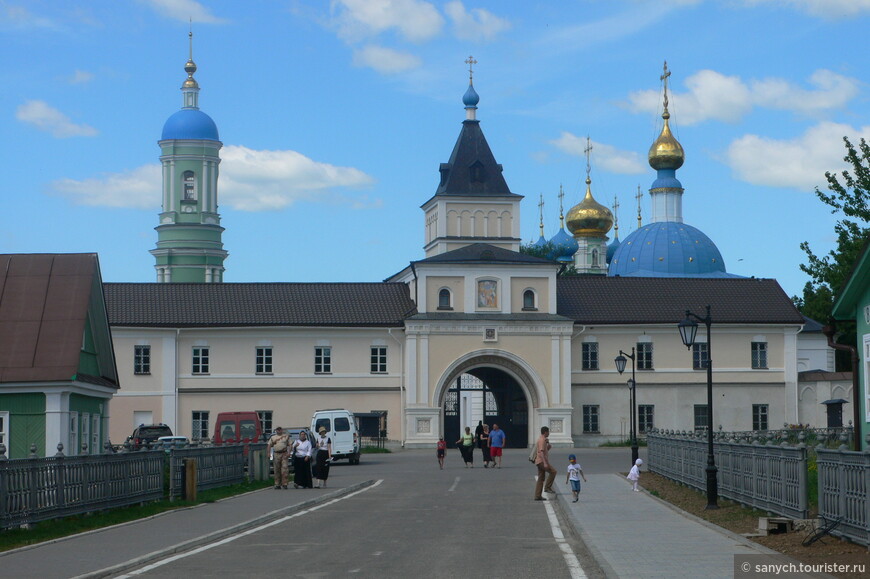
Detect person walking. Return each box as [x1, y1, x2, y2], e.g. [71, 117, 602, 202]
[455, 426, 475, 467]
[291, 430, 313, 489]
[488, 423, 506, 468]
[533, 426, 556, 500]
[565, 454, 587, 503]
[479, 424, 492, 468]
[313, 426, 332, 488]
[436, 436, 447, 469]
[267, 426, 290, 489]
[627, 458, 643, 491]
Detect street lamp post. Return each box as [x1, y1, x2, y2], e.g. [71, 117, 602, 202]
[614, 348, 639, 464]
[678, 305, 718, 510]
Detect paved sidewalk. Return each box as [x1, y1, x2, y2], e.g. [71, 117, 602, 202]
[0, 478, 375, 579]
[554, 472, 788, 579]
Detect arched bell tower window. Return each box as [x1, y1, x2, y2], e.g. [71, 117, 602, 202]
[522, 289, 537, 311]
[183, 171, 197, 201]
[591, 248, 600, 268]
[438, 288, 453, 310]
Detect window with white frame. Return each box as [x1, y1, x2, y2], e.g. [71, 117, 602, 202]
[256, 346, 273, 374]
[752, 404, 769, 430]
[183, 170, 197, 201]
[692, 342, 709, 370]
[192, 411, 209, 440]
[70, 412, 79, 455]
[438, 288, 452, 309]
[81, 413, 90, 454]
[582, 405, 599, 433]
[91, 414, 101, 453]
[751, 341, 768, 369]
[638, 405, 654, 433]
[637, 342, 654, 370]
[257, 411, 273, 436]
[134, 345, 151, 375]
[192, 346, 209, 374]
[582, 342, 599, 370]
[371, 346, 387, 373]
[0, 411, 8, 457]
[315, 346, 332, 374]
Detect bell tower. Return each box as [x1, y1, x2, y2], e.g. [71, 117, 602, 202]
[150, 32, 227, 283]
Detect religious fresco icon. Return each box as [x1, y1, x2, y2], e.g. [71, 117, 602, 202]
[477, 280, 498, 308]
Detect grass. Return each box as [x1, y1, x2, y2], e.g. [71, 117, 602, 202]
[361, 446, 391, 454]
[0, 479, 273, 553]
[598, 439, 648, 448]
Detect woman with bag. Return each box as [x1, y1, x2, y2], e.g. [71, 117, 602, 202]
[313, 426, 332, 488]
[455, 426, 475, 467]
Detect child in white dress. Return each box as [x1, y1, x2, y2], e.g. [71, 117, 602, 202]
[627, 458, 642, 491]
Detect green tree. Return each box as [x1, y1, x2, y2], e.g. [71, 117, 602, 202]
[798, 136, 870, 368]
[519, 241, 579, 276]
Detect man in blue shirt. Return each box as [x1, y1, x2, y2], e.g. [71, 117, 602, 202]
[488, 423, 506, 468]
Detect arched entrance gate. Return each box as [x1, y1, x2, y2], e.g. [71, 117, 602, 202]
[441, 356, 536, 449]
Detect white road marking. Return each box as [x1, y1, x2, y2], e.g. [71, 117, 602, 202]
[535, 476, 587, 579]
[114, 480, 384, 578]
[447, 476, 460, 492]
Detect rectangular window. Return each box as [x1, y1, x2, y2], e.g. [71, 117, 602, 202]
[192, 411, 209, 440]
[134, 345, 151, 375]
[692, 343, 709, 370]
[582, 342, 599, 371]
[371, 346, 387, 373]
[256, 347, 273, 374]
[91, 414, 101, 454]
[192, 347, 209, 374]
[637, 342, 654, 370]
[753, 404, 769, 431]
[0, 411, 7, 457]
[81, 413, 90, 454]
[638, 405, 654, 433]
[751, 342, 768, 369]
[315, 347, 332, 374]
[257, 410, 273, 436]
[582, 405, 600, 433]
[694, 404, 708, 432]
[69, 412, 79, 455]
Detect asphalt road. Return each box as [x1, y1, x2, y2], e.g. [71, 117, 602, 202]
[114, 448, 631, 578]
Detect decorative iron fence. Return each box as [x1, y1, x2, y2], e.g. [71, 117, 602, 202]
[0, 443, 164, 530]
[816, 444, 870, 546]
[647, 429, 809, 520]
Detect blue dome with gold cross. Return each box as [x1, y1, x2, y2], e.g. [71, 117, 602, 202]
[608, 222, 731, 277]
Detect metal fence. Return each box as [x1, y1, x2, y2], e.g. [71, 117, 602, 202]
[167, 443, 267, 500]
[647, 429, 809, 520]
[816, 444, 870, 546]
[0, 443, 164, 530]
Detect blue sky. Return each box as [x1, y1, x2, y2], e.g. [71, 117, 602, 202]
[3, 0, 869, 299]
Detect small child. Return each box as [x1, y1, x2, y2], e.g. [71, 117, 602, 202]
[566, 454, 587, 503]
[436, 436, 447, 469]
[627, 458, 643, 491]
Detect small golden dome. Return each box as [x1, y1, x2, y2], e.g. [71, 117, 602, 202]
[648, 112, 684, 170]
[566, 178, 614, 237]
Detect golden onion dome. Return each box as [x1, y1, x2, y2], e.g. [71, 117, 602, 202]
[566, 178, 614, 237]
[648, 110, 684, 171]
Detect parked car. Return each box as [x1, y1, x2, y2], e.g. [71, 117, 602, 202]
[311, 409, 361, 464]
[127, 424, 173, 450]
[156, 435, 190, 452]
[213, 412, 262, 444]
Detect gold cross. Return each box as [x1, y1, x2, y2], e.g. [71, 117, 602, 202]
[465, 55, 477, 81]
[636, 185, 643, 228]
[584, 136, 593, 179]
[661, 60, 671, 111]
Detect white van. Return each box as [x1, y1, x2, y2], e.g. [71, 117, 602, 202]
[311, 409, 361, 465]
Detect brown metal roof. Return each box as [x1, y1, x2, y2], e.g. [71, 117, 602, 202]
[0, 254, 104, 383]
[556, 276, 805, 325]
[104, 282, 417, 328]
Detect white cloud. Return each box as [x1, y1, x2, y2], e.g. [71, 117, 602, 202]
[51, 165, 160, 208]
[626, 69, 859, 125]
[742, 0, 870, 17]
[332, 0, 443, 43]
[49, 146, 377, 211]
[0, 4, 57, 30]
[16, 100, 98, 138]
[139, 0, 224, 24]
[725, 122, 870, 191]
[69, 70, 95, 84]
[444, 1, 510, 41]
[550, 133, 646, 175]
[352, 44, 422, 74]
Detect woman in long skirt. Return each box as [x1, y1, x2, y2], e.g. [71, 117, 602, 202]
[291, 430, 313, 488]
[313, 427, 333, 488]
[479, 424, 492, 468]
[455, 426, 475, 467]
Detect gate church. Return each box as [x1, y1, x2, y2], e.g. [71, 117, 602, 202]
[106, 48, 822, 449]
